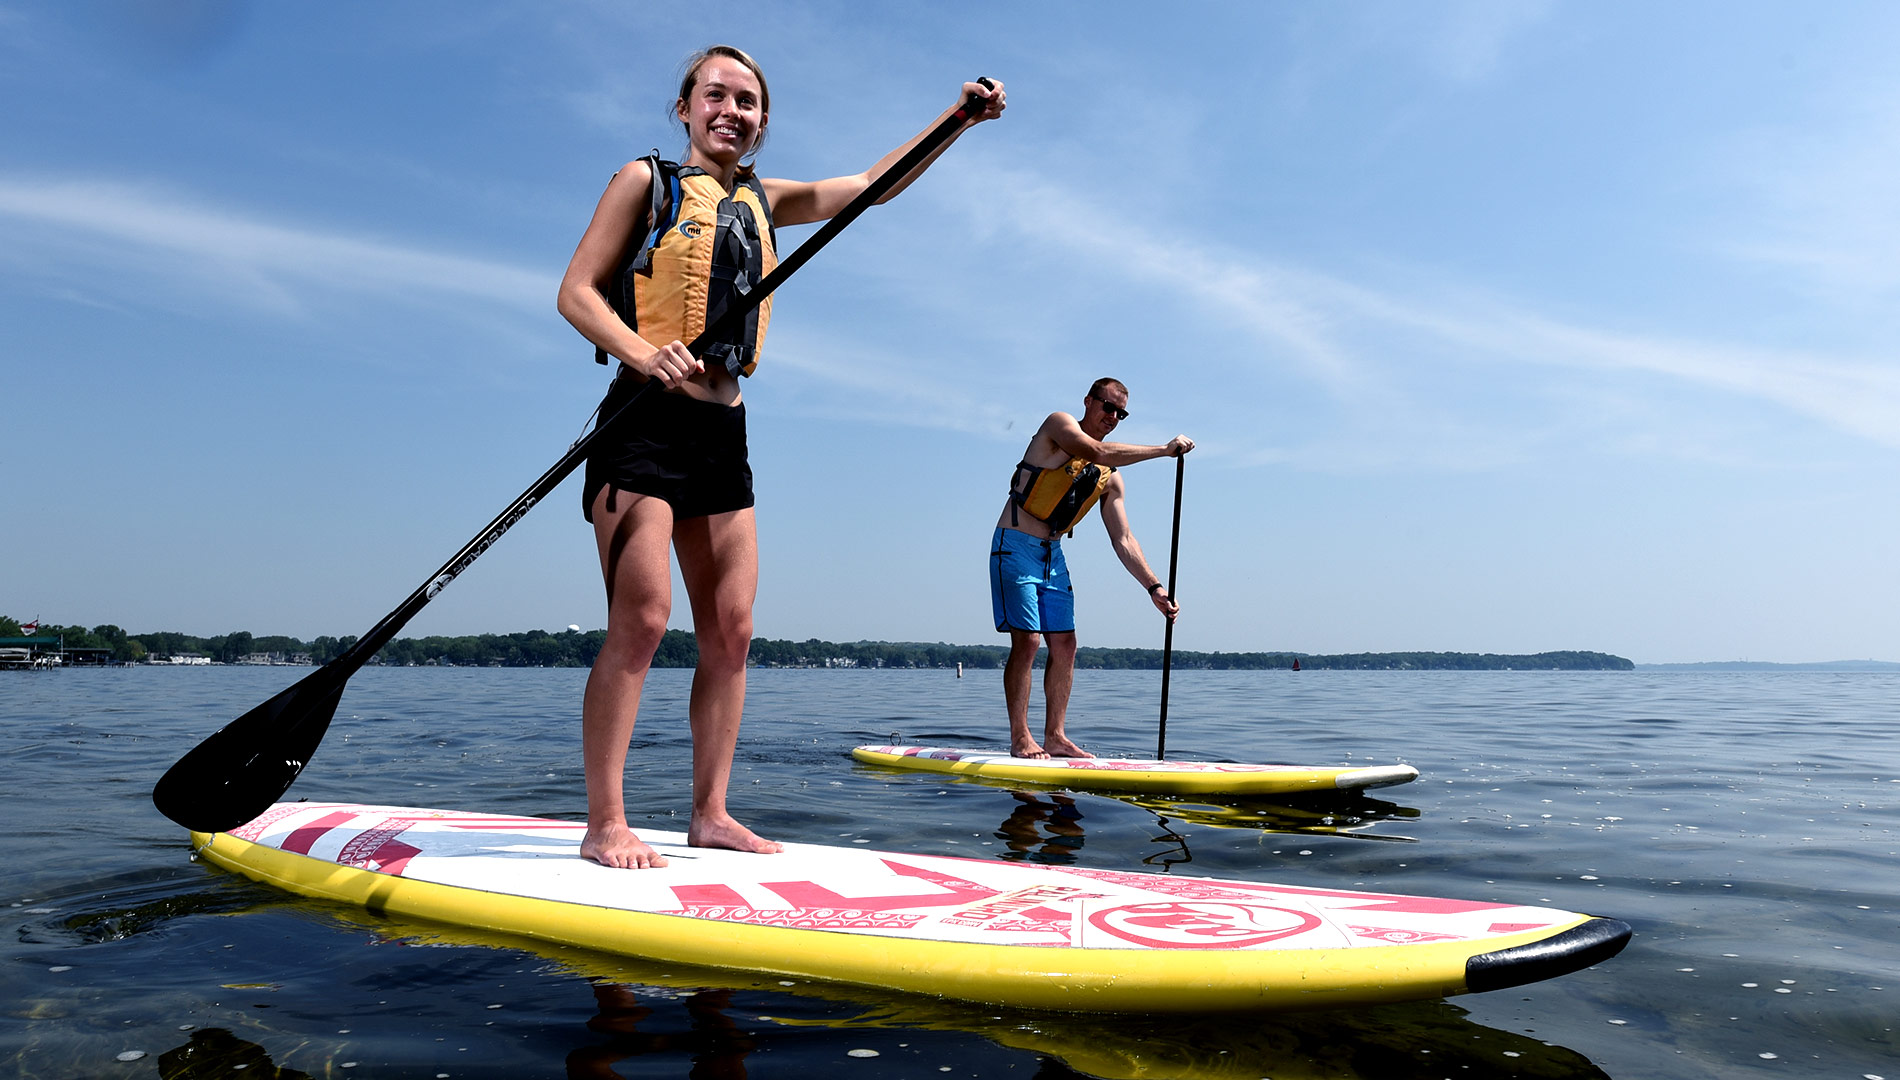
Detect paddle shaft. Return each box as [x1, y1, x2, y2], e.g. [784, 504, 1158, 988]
[1155, 452, 1184, 760]
[332, 81, 997, 673]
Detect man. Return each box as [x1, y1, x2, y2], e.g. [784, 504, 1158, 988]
[990, 378, 1194, 758]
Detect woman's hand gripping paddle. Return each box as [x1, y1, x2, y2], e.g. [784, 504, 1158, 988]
[153, 80, 1000, 834]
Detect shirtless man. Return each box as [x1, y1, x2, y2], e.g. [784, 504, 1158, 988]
[990, 378, 1193, 758]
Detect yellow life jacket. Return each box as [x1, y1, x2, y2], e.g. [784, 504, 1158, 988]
[596, 155, 778, 379]
[1009, 456, 1115, 535]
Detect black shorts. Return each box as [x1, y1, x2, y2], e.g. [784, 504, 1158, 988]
[582, 375, 755, 523]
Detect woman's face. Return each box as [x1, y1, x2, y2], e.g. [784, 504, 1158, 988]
[677, 56, 766, 165]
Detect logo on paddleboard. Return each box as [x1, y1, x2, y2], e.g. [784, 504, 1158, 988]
[1086, 902, 1320, 949]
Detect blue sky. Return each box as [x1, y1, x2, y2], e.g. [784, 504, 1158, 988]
[4, 2, 1896, 664]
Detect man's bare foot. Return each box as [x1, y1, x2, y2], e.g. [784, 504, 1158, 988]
[581, 820, 668, 869]
[1042, 735, 1093, 758]
[1010, 737, 1052, 759]
[688, 812, 783, 854]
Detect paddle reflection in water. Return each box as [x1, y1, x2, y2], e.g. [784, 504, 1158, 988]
[965, 783, 1419, 865]
[981, 787, 1421, 874]
[1119, 791, 1421, 842]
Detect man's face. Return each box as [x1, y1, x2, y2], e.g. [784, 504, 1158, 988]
[1082, 385, 1129, 439]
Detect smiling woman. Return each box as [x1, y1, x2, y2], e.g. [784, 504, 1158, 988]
[554, 46, 1007, 871]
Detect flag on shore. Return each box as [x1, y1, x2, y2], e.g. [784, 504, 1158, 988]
[19, 619, 38, 635]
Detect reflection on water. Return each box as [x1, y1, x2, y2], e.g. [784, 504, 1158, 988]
[995, 792, 1088, 863]
[569, 984, 753, 1080]
[159, 1027, 312, 1080]
[1117, 791, 1420, 841]
[862, 761, 1424, 847]
[987, 789, 1420, 873]
[318, 906, 1614, 1080]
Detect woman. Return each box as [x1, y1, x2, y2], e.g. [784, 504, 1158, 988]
[557, 46, 1004, 868]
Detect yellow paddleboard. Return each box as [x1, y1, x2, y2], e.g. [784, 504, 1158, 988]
[191, 802, 1626, 1013]
[851, 745, 1419, 796]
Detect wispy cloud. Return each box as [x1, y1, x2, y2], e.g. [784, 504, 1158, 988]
[0, 176, 551, 318]
[767, 325, 1023, 440]
[1417, 0, 1556, 84]
[1712, 81, 1900, 306]
[960, 164, 1900, 458]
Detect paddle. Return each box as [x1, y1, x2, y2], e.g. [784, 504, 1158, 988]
[1154, 452, 1184, 760]
[153, 80, 999, 834]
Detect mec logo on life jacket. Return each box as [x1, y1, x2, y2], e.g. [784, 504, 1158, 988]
[1086, 901, 1320, 949]
[677, 219, 703, 239]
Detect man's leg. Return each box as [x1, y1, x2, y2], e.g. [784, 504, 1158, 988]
[1040, 630, 1090, 757]
[1006, 628, 1046, 757]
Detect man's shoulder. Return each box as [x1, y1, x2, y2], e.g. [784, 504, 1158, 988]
[1036, 409, 1080, 435]
[1023, 411, 1082, 457]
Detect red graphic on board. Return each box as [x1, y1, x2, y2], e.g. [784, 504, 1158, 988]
[230, 804, 312, 842]
[680, 905, 924, 931]
[985, 917, 1074, 936]
[337, 823, 425, 877]
[1486, 922, 1554, 934]
[440, 818, 586, 831]
[1054, 866, 1272, 901]
[673, 884, 748, 907]
[282, 811, 359, 854]
[1348, 924, 1462, 944]
[762, 859, 1000, 912]
[1087, 902, 1321, 949]
[1056, 868, 1517, 915]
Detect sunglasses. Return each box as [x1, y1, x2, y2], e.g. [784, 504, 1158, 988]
[1089, 394, 1130, 421]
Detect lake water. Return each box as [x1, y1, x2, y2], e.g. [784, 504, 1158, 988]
[1, 666, 1894, 1079]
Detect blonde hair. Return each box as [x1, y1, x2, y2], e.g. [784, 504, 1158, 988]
[675, 45, 770, 179]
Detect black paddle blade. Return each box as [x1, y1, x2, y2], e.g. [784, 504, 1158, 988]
[152, 666, 347, 833]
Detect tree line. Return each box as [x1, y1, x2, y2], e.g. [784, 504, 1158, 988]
[2, 618, 1631, 671]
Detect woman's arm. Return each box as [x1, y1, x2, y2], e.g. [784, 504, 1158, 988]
[555, 159, 704, 388]
[761, 79, 1005, 228]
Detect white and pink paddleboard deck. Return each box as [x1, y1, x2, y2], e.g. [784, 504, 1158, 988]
[851, 745, 1419, 797]
[192, 802, 1626, 1012]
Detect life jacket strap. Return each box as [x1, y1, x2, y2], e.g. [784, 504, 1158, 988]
[597, 152, 671, 365]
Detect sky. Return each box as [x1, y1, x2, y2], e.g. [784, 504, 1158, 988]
[3, 1, 1897, 664]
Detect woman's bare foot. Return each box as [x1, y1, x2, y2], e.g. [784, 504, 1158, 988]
[1010, 737, 1052, 759]
[1042, 735, 1093, 758]
[688, 812, 783, 854]
[581, 820, 668, 869]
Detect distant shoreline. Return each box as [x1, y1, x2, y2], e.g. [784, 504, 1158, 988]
[1633, 660, 1900, 672]
[12, 622, 1892, 670]
[10, 623, 1634, 670]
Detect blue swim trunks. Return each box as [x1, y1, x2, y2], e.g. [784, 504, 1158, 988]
[990, 526, 1075, 633]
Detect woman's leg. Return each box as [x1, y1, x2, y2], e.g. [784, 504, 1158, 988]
[673, 506, 781, 853]
[580, 484, 677, 868]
